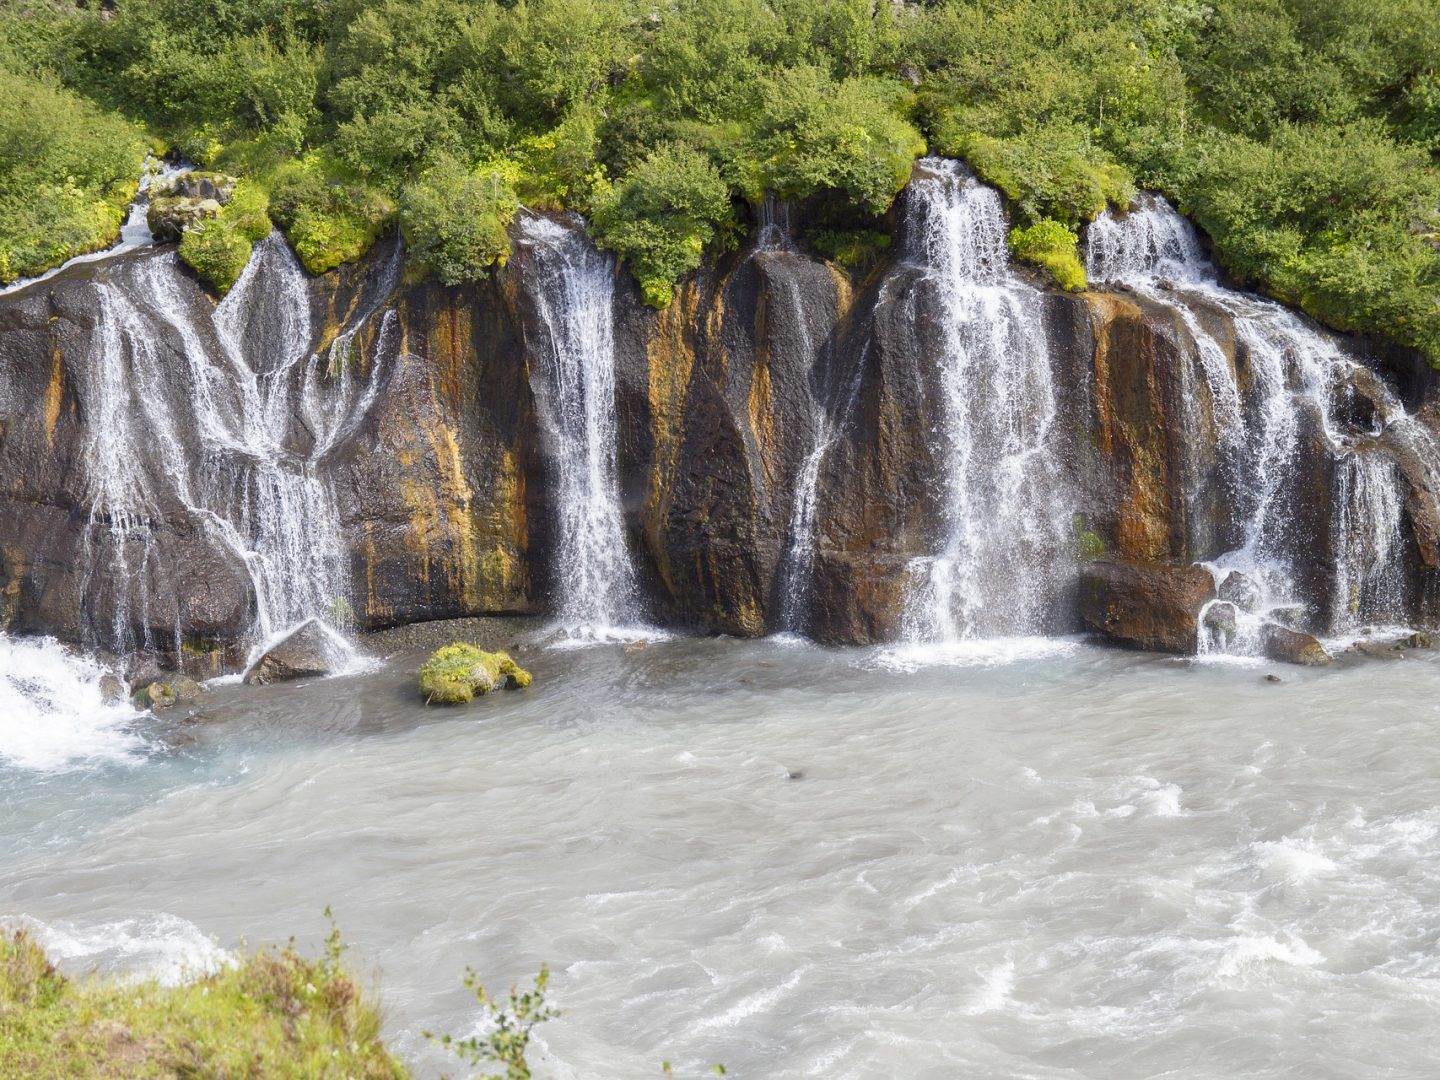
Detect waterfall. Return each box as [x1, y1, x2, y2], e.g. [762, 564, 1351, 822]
[1087, 196, 1423, 644]
[75, 235, 401, 668]
[896, 159, 1073, 645]
[517, 215, 645, 639]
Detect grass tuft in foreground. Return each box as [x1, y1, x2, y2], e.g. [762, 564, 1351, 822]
[0, 927, 406, 1079]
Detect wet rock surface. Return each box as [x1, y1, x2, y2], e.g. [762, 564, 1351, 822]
[243, 621, 340, 686]
[1261, 624, 1333, 666]
[2, 169, 1440, 665]
[1079, 559, 1217, 654]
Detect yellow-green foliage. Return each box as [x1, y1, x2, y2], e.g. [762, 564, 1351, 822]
[806, 228, 892, 272]
[178, 181, 272, 293]
[1009, 219, 1086, 292]
[0, 66, 145, 283]
[952, 129, 1134, 229]
[0, 930, 407, 1079]
[400, 157, 519, 286]
[267, 154, 395, 275]
[417, 643, 532, 705]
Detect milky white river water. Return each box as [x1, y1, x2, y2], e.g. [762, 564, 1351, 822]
[4, 634, 1440, 1078]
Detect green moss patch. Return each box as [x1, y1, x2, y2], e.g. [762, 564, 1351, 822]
[178, 181, 272, 293]
[417, 643, 532, 705]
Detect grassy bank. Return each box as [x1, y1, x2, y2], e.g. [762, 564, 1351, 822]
[0, 928, 407, 1078]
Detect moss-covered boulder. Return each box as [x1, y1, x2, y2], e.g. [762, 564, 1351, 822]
[131, 674, 202, 710]
[417, 643, 531, 704]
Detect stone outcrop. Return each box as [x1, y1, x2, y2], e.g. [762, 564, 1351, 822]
[146, 172, 236, 242]
[1078, 559, 1217, 654]
[1260, 624, 1333, 666]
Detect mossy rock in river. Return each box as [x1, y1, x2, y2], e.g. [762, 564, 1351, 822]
[417, 643, 532, 705]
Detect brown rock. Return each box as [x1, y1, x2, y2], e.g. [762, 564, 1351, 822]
[1079, 558, 1216, 654]
[1080, 557, 1217, 653]
[1261, 624, 1332, 666]
[243, 620, 341, 685]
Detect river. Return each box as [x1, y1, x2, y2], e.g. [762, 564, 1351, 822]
[4, 632, 1438, 1079]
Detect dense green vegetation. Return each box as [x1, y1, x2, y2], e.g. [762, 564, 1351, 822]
[1, 0, 1437, 361]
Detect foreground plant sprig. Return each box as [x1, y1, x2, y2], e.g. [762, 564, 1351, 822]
[426, 963, 560, 1080]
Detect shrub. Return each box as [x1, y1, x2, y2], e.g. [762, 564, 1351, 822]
[1009, 219, 1086, 292]
[0, 929, 406, 1079]
[178, 181, 272, 292]
[805, 227, 892, 272]
[400, 156, 519, 285]
[745, 66, 925, 214]
[590, 142, 734, 307]
[267, 154, 394, 275]
[0, 65, 145, 283]
[952, 128, 1134, 229]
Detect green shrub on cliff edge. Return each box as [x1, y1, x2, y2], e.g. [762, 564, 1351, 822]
[0, 67, 145, 284]
[0, 928, 406, 1079]
[177, 181, 272, 293]
[1009, 219, 1087, 292]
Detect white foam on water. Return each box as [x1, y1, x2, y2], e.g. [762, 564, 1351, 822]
[5, 913, 230, 986]
[960, 957, 1016, 1015]
[872, 635, 1081, 672]
[0, 634, 145, 772]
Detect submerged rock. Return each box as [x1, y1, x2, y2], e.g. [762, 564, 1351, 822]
[1261, 624, 1333, 666]
[1079, 559, 1216, 654]
[1217, 571, 1262, 614]
[98, 672, 127, 705]
[244, 620, 340, 686]
[131, 673, 202, 710]
[417, 643, 532, 705]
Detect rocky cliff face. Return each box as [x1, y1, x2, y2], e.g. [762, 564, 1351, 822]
[2, 162, 1437, 671]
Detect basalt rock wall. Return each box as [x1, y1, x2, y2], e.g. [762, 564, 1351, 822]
[2, 172, 1439, 666]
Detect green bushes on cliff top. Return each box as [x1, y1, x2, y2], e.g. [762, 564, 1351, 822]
[3, 0, 1440, 362]
[0, 67, 145, 284]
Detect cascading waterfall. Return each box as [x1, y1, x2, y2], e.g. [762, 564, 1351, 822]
[517, 215, 645, 638]
[748, 205, 864, 635]
[1087, 196, 1422, 646]
[896, 159, 1073, 645]
[0, 633, 143, 771]
[75, 235, 401, 668]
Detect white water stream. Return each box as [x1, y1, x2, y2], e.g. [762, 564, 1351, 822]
[1087, 198, 1423, 650]
[75, 236, 400, 666]
[894, 160, 1072, 651]
[517, 215, 649, 641]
